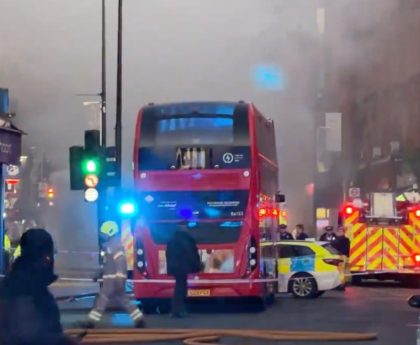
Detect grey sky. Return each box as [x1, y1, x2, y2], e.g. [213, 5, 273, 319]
[0, 0, 337, 230]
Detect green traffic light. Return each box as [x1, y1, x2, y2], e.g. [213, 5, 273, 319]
[82, 159, 100, 174]
[86, 160, 97, 173]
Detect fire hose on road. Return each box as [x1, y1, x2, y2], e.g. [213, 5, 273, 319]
[66, 328, 377, 344]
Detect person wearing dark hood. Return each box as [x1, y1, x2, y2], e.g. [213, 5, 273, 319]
[319, 226, 337, 242]
[166, 222, 200, 318]
[0, 228, 77, 345]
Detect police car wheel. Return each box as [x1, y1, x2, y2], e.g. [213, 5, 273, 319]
[290, 273, 318, 299]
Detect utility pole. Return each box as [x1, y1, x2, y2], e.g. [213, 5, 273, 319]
[101, 0, 107, 147]
[115, 0, 123, 186]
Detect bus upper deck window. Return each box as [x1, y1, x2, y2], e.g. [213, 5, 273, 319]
[176, 147, 207, 169]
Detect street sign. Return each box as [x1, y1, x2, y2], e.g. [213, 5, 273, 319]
[6, 165, 19, 176]
[348, 187, 361, 199]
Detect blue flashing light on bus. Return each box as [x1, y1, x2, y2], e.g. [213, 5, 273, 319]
[204, 207, 221, 218]
[187, 221, 198, 228]
[118, 200, 138, 217]
[179, 208, 193, 219]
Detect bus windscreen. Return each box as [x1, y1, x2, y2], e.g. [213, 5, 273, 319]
[140, 190, 248, 220]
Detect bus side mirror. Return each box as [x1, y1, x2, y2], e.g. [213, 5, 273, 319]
[275, 193, 285, 203]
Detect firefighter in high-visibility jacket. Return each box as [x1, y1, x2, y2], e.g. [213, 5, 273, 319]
[84, 221, 144, 328]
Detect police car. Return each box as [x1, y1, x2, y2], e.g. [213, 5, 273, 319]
[261, 240, 345, 299]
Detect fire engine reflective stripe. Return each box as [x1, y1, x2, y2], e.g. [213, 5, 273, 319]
[121, 220, 134, 270]
[399, 225, 415, 268]
[115, 272, 127, 278]
[113, 251, 125, 261]
[344, 210, 359, 227]
[366, 227, 383, 270]
[382, 228, 398, 270]
[349, 223, 367, 271]
[409, 212, 420, 232]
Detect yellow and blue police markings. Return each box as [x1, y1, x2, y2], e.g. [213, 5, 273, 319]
[261, 241, 344, 296]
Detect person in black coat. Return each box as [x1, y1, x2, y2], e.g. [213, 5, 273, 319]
[278, 224, 293, 240]
[166, 223, 200, 317]
[319, 226, 337, 242]
[332, 227, 350, 257]
[0, 229, 76, 345]
[295, 224, 309, 240]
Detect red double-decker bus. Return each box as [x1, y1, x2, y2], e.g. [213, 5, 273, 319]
[132, 101, 281, 311]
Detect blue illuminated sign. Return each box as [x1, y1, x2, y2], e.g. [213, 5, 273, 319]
[253, 65, 285, 90]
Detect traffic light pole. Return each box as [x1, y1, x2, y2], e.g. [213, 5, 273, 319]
[101, 0, 107, 147]
[0, 164, 5, 275]
[115, 0, 123, 186]
[97, 0, 107, 267]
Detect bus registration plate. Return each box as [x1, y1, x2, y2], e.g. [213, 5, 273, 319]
[187, 289, 211, 297]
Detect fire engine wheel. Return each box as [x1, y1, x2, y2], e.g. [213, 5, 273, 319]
[289, 273, 318, 299]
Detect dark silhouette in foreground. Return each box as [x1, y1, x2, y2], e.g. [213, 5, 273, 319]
[0, 228, 77, 345]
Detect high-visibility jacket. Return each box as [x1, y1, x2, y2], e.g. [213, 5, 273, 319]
[13, 245, 21, 259]
[4, 235, 10, 254]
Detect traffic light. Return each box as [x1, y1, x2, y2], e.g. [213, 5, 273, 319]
[69, 131, 118, 193]
[47, 187, 55, 199]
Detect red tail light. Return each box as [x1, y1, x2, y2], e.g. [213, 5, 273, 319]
[323, 258, 343, 266]
[413, 254, 420, 263]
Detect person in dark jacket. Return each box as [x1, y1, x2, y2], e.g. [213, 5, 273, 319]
[278, 224, 293, 240]
[332, 227, 350, 257]
[0, 228, 76, 345]
[166, 223, 200, 317]
[319, 225, 336, 242]
[295, 224, 308, 240]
